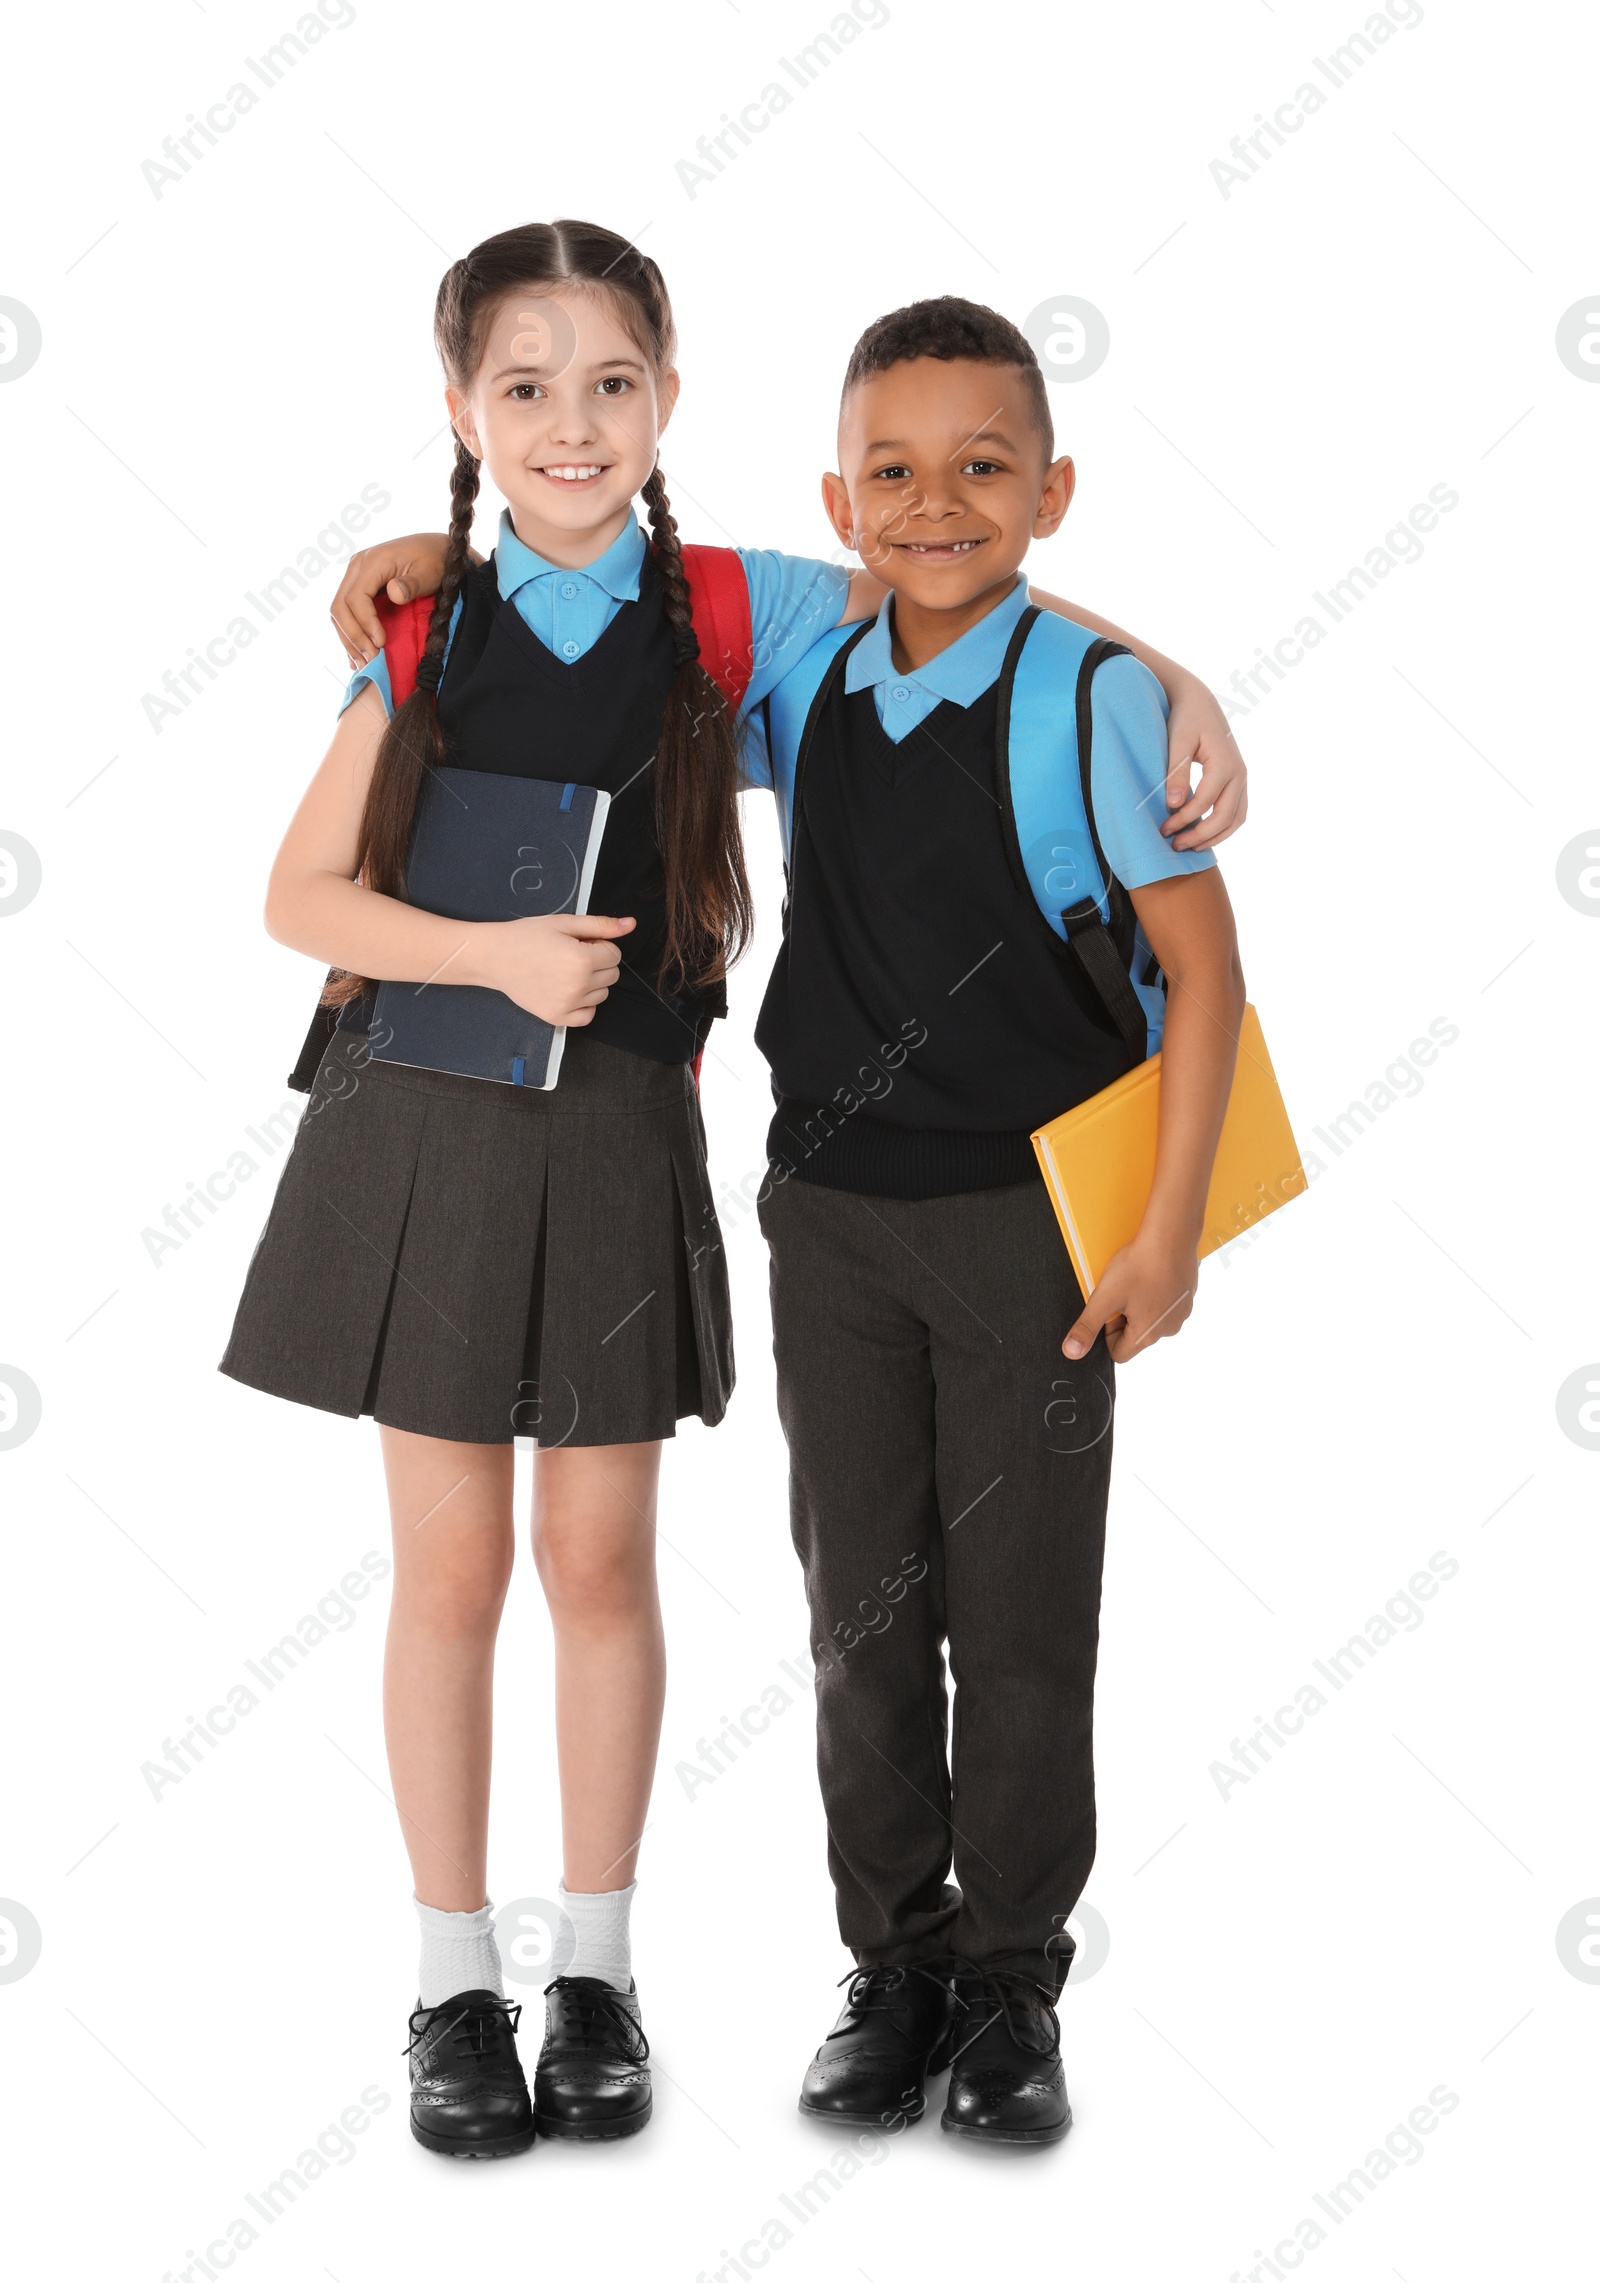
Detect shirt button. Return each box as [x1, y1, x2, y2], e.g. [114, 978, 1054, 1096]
[892, 685, 910, 702]
[561, 639, 580, 659]
[560, 582, 578, 599]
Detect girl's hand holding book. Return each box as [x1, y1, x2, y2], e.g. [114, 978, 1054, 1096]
[471, 910, 635, 1028]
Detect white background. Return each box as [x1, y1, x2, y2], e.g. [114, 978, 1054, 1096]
[2, 0, 1596, 2275]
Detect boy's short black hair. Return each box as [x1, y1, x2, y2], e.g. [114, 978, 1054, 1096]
[840, 296, 1054, 461]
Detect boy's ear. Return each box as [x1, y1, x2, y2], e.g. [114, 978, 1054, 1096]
[1033, 454, 1076, 540]
[820, 470, 856, 553]
[445, 385, 481, 462]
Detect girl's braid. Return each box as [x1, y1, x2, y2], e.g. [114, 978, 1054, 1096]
[416, 436, 481, 692]
[641, 466, 700, 671]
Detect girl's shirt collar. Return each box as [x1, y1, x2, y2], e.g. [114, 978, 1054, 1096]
[495, 508, 646, 605]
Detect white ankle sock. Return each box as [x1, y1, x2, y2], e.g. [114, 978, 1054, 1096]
[415, 1896, 503, 2008]
[558, 1880, 636, 1995]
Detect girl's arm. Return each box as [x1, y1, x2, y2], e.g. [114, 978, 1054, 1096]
[1062, 869, 1245, 1364]
[1028, 588, 1246, 852]
[838, 569, 1248, 850]
[329, 543, 1247, 851]
[265, 684, 634, 1026]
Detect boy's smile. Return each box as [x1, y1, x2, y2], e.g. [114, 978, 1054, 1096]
[824, 355, 1074, 672]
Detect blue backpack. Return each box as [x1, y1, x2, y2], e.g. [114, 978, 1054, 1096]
[770, 609, 1164, 1068]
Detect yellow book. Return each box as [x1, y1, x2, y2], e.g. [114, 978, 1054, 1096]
[1030, 1003, 1307, 1295]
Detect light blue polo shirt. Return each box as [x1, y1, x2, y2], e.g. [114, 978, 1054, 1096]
[340, 510, 850, 724]
[751, 575, 1214, 1056]
[845, 572, 1036, 741]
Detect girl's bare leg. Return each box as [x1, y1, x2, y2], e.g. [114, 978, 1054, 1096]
[531, 1440, 666, 1892]
[379, 1426, 515, 1911]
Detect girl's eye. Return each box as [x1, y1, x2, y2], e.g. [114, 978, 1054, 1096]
[509, 383, 543, 402]
[962, 459, 1002, 477]
[595, 375, 632, 396]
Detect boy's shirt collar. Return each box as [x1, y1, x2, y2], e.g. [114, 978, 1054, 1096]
[494, 507, 646, 604]
[844, 572, 1032, 713]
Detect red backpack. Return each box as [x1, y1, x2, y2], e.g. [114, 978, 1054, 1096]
[376, 542, 754, 712]
[289, 545, 752, 1096]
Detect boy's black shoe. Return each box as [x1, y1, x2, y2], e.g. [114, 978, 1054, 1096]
[405, 1989, 535, 2158]
[534, 1976, 652, 2139]
[799, 1964, 956, 2126]
[941, 1968, 1071, 2145]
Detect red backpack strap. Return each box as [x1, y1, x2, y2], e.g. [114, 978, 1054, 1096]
[374, 592, 436, 710]
[679, 544, 753, 712]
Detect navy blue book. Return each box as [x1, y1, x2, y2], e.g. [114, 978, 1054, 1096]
[363, 768, 611, 1089]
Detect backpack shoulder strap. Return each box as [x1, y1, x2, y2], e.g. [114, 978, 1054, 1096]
[374, 591, 436, 710]
[1070, 637, 1133, 919]
[997, 619, 1148, 1070]
[680, 544, 754, 712]
[1060, 636, 1148, 1068]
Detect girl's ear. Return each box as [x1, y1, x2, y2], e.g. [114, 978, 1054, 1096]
[655, 365, 681, 438]
[445, 385, 481, 462]
[1034, 454, 1076, 539]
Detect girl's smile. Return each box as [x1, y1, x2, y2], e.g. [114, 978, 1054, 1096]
[448, 286, 679, 571]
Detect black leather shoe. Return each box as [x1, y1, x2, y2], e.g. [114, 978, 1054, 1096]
[406, 1989, 535, 2158]
[941, 1968, 1071, 2144]
[799, 1964, 956, 2127]
[534, 1977, 652, 2139]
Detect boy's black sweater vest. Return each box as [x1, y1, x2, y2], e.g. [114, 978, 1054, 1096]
[339, 554, 720, 1065]
[756, 619, 1133, 1200]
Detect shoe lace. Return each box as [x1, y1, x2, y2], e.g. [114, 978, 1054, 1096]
[543, 1975, 650, 2061]
[825, 1963, 951, 2040]
[946, 1966, 1060, 2064]
[404, 1994, 523, 2070]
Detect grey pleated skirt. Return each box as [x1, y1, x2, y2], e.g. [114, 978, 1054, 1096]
[219, 1025, 733, 1447]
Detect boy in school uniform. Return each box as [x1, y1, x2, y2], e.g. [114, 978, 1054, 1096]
[749, 298, 1244, 2144]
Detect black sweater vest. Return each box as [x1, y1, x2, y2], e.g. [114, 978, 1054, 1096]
[434, 555, 722, 1062]
[331, 554, 720, 1067]
[755, 620, 1133, 1199]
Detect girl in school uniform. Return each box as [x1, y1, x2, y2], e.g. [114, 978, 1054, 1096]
[222, 218, 1246, 2161]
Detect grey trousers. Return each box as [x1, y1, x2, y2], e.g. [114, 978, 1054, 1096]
[759, 1173, 1115, 1992]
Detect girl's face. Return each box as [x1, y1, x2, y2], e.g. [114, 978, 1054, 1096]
[447, 285, 679, 565]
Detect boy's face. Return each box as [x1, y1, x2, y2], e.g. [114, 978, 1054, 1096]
[825, 357, 1073, 614]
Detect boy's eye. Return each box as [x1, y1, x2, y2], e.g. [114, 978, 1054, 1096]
[595, 375, 632, 396]
[871, 463, 912, 482]
[962, 459, 1002, 477]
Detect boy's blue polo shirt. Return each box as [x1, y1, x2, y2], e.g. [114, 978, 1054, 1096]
[844, 572, 1036, 742]
[751, 575, 1210, 874]
[340, 510, 849, 721]
[748, 574, 1213, 1055]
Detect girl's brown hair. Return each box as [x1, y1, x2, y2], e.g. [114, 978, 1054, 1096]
[325, 219, 751, 1007]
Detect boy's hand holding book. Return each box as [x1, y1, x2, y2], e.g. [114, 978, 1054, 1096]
[1059, 870, 1246, 1366]
[1063, 1223, 1200, 1363]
